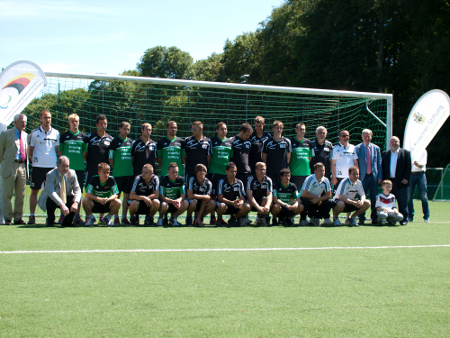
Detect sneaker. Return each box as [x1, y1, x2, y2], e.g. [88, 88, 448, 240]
[388, 220, 396, 226]
[299, 219, 308, 226]
[424, 218, 430, 223]
[73, 217, 85, 225]
[215, 219, 223, 227]
[260, 217, 269, 227]
[57, 215, 64, 224]
[358, 219, 365, 226]
[272, 217, 279, 226]
[114, 216, 121, 225]
[254, 215, 263, 226]
[209, 217, 217, 225]
[284, 218, 294, 226]
[169, 217, 180, 227]
[85, 216, 96, 226]
[130, 216, 138, 226]
[101, 215, 114, 226]
[238, 217, 247, 227]
[348, 217, 357, 227]
[333, 218, 342, 226]
[46, 221, 54, 227]
[278, 217, 287, 226]
[408, 218, 413, 222]
[344, 217, 351, 225]
[245, 217, 252, 225]
[156, 217, 164, 226]
[322, 218, 333, 226]
[27, 216, 36, 225]
[121, 218, 131, 225]
[377, 218, 383, 226]
[228, 217, 238, 227]
[310, 217, 320, 226]
[220, 218, 228, 225]
[145, 215, 154, 226]
[186, 216, 193, 226]
[98, 217, 104, 225]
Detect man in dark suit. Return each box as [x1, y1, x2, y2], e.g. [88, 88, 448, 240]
[355, 129, 382, 225]
[380, 136, 411, 225]
[38, 156, 81, 227]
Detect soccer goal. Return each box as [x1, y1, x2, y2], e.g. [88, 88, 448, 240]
[433, 164, 450, 201]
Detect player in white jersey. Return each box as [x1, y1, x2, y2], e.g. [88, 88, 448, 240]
[330, 130, 358, 192]
[332, 166, 370, 226]
[375, 180, 403, 226]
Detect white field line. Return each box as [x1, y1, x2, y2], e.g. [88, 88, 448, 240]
[1, 244, 450, 254]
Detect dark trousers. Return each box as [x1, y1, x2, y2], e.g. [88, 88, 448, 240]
[360, 174, 379, 221]
[46, 196, 76, 225]
[300, 197, 334, 220]
[391, 181, 408, 222]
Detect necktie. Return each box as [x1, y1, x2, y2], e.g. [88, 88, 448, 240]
[366, 145, 372, 175]
[19, 131, 26, 162]
[60, 174, 67, 205]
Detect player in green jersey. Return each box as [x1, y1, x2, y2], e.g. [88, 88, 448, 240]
[156, 121, 186, 177]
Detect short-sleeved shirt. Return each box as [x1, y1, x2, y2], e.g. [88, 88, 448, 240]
[159, 175, 186, 200]
[184, 135, 212, 175]
[262, 136, 292, 174]
[302, 174, 332, 196]
[230, 135, 252, 174]
[188, 176, 212, 196]
[376, 193, 397, 210]
[331, 143, 358, 178]
[310, 139, 333, 178]
[59, 130, 88, 171]
[209, 136, 234, 175]
[131, 174, 160, 196]
[108, 136, 133, 177]
[86, 175, 119, 198]
[131, 138, 157, 177]
[290, 137, 314, 176]
[85, 132, 113, 173]
[246, 175, 273, 202]
[333, 178, 365, 201]
[249, 131, 271, 171]
[217, 178, 245, 201]
[273, 181, 298, 204]
[157, 137, 185, 177]
[29, 125, 60, 168]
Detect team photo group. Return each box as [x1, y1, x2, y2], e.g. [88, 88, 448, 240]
[0, 109, 423, 228]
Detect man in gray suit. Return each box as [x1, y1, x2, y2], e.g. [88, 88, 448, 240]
[38, 156, 81, 227]
[0, 114, 29, 225]
[355, 129, 382, 225]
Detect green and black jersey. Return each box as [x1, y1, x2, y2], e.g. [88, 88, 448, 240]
[59, 130, 88, 171]
[159, 175, 186, 200]
[289, 137, 315, 176]
[273, 181, 298, 204]
[157, 137, 185, 177]
[86, 175, 119, 198]
[108, 136, 133, 177]
[209, 136, 233, 175]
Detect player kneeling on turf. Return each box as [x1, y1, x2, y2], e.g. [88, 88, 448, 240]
[128, 164, 160, 226]
[246, 162, 273, 226]
[332, 166, 370, 226]
[157, 162, 189, 227]
[376, 180, 403, 226]
[186, 164, 215, 227]
[271, 168, 303, 226]
[82, 162, 121, 226]
[216, 162, 250, 227]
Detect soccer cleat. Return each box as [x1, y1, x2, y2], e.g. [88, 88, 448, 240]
[322, 218, 333, 226]
[57, 215, 65, 224]
[156, 217, 164, 226]
[284, 218, 294, 226]
[130, 216, 138, 226]
[169, 217, 180, 227]
[73, 217, 85, 226]
[245, 216, 252, 225]
[238, 217, 247, 227]
[299, 219, 308, 227]
[215, 219, 223, 227]
[46, 222, 54, 227]
[344, 217, 351, 225]
[272, 217, 279, 226]
[121, 218, 131, 225]
[387, 220, 396, 226]
[424, 218, 430, 223]
[98, 217, 104, 225]
[399, 221, 408, 226]
[209, 217, 217, 225]
[358, 219, 365, 226]
[310, 217, 320, 226]
[348, 217, 357, 227]
[85, 216, 96, 226]
[27, 215, 36, 225]
[163, 217, 168, 225]
[220, 218, 228, 225]
[254, 215, 263, 225]
[333, 218, 342, 226]
[101, 215, 114, 226]
[145, 215, 154, 226]
[185, 216, 193, 226]
[228, 217, 238, 227]
[114, 217, 121, 225]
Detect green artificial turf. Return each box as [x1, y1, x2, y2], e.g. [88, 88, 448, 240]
[0, 201, 449, 337]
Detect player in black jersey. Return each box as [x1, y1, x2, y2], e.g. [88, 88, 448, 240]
[310, 126, 333, 181]
[128, 164, 160, 226]
[131, 123, 157, 178]
[216, 162, 250, 227]
[82, 162, 121, 226]
[262, 120, 292, 184]
[249, 116, 271, 176]
[246, 162, 273, 226]
[271, 168, 303, 226]
[157, 162, 189, 226]
[230, 123, 253, 185]
[184, 121, 212, 183]
[186, 164, 215, 227]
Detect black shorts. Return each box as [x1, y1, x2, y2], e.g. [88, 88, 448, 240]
[277, 206, 295, 218]
[290, 176, 308, 193]
[207, 173, 226, 196]
[167, 204, 179, 214]
[250, 197, 267, 212]
[187, 198, 204, 212]
[115, 175, 134, 194]
[30, 167, 53, 190]
[75, 170, 85, 192]
[92, 201, 112, 214]
[341, 203, 359, 213]
[216, 201, 240, 215]
[127, 200, 151, 214]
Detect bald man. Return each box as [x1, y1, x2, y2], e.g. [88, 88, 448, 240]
[380, 136, 411, 225]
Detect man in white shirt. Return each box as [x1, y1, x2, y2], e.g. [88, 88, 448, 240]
[330, 130, 358, 193]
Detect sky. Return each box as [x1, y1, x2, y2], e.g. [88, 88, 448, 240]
[0, 0, 284, 75]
